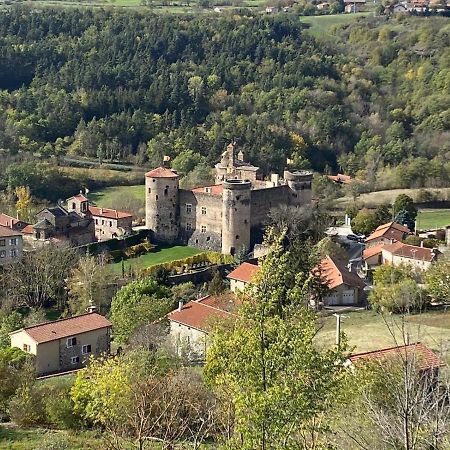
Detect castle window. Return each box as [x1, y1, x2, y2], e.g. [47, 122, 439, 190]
[156, 195, 159, 200]
[236, 235, 240, 240]
[164, 188, 168, 196]
[148, 188, 151, 193]
[244, 219, 248, 224]
[201, 225, 207, 233]
[72, 202, 76, 210]
[95, 219, 98, 225]
[186, 223, 192, 231]
[109, 221, 112, 227]
[206, 236, 210, 241]
[186, 204, 192, 214]
[201, 207, 207, 215]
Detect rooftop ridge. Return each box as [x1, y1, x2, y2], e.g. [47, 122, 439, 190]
[18, 312, 100, 333]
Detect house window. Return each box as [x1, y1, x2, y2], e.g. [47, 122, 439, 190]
[201, 207, 207, 215]
[109, 221, 112, 227]
[186, 223, 192, 231]
[155, 195, 159, 200]
[148, 187, 151, 193]
[0, 239, 5, 247]
[101, 220, 105, 225]
[81, 202, 87, 212]
[66, 337, 77, 347]
[10, 238, 17, 246]
[82, 344, 92, 354]
[23, 344, 30, 352]
[71, 356, 80, 364]
[0, 251, 5, 258]
[186, 204, 192, 214]
[164, 188, 168, 196]
[236, 235, 240, 240]
[95, 219, 98, 225]
[10, 249, 17, 257]
[72, 202, 76, 210]
[201, 225, 207, 233]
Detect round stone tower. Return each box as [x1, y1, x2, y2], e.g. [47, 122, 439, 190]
[283, 169, 313, 206]
[145, 167, 179, 244]
[221, 179, 251, 255]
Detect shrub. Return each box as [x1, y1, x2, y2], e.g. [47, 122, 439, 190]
[33, 433, 70, 450]
[9, 384, 47, 427]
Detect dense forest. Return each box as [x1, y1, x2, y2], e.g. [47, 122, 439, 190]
[0, 8, 448, 201]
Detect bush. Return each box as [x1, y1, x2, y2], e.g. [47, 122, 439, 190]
[44, 384, 80, 430]
[9, 384, 47, 427]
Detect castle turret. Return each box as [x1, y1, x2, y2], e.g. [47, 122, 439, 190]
[221, 179, 251, 255]
[283, 169, 313, 206]
[145, 167, 179, 244]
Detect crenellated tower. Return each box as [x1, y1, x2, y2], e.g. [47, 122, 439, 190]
[145, 167, 179, 244]
[283, 169, 313, 206]
[221, 179, 251, 255]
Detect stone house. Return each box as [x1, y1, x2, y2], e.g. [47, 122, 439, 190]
[33, 204, 94, 246]
[365, 222, 410, 249]
[9, 313, 112, 376]
[0, 225, 23, 265]
[227, 262, 261, 293]
[145, 142, 313, 255]
[66, 193, 133, 241]
[314, 255, 366, 306]
[381, 241, 440, 270]
[167, 294, 237, 360]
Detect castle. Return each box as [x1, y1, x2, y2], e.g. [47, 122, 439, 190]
[145, 142, 313, 255]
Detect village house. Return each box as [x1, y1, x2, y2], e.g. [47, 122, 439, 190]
[344, 0, 366, 12]
[363, 241, 440, 272]
[167, 294, 238, 360]
[227, 261, 261, 293]
[327, 173, 352, 185]
[347, 342, 443, 377]
[316, 2, 330, 10]
[0, 225, 23, 265]
[66, 194, 133, 241]
[32, 204, 94, 246]
[314, 255, 366, 306]
[381, 241, 440, 270]
[9, 313, 112, 376]
[365, 222, 410, 249]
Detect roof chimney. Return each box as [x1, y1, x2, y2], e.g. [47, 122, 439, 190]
[178, 301, 183, 312]
[100, 208, 103, 214]
[420, 240, 424, 248]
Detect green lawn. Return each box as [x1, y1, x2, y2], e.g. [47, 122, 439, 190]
[416, 209, 450, 231]
[110, 245, 203, 272]
[316, 310, 450, 357]
[0, 427, 103, 450]
[301, 12, 370, 37]
[90, 185, 145, 208]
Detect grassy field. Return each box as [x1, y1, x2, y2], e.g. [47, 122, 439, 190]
[317, 310, 450, 357]
[416, 209, 450, 231]
[110, 245, 202, 271]
[337, 187, 450, 209]
[0, 427, 103, 450]
[301, 12, 370, 37]
[90, 184, 145, 207]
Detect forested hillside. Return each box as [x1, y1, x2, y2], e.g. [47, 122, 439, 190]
[0, 8, 448, 199]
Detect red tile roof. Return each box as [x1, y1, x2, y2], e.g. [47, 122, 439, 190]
[21, 224, 34, 235]
[145, 167, 178, 178]
[191, 185, 224, 196]
[168, 295, 237, 331]
[0, 213, 21, 228]
[227, 262, 261, 283]
[89, 206, 132, 220]
[362, 244, 385, 260]
[349, 342, 443, 370]
[327, 173, 352, 184]
[366, 222, 410, 243]
[10, 313, 112, 344]
[0, 225, 22, 237]
[314, 255, 365, 290]
[67, 194, 88, 202]
[382, 242, 437, 262]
